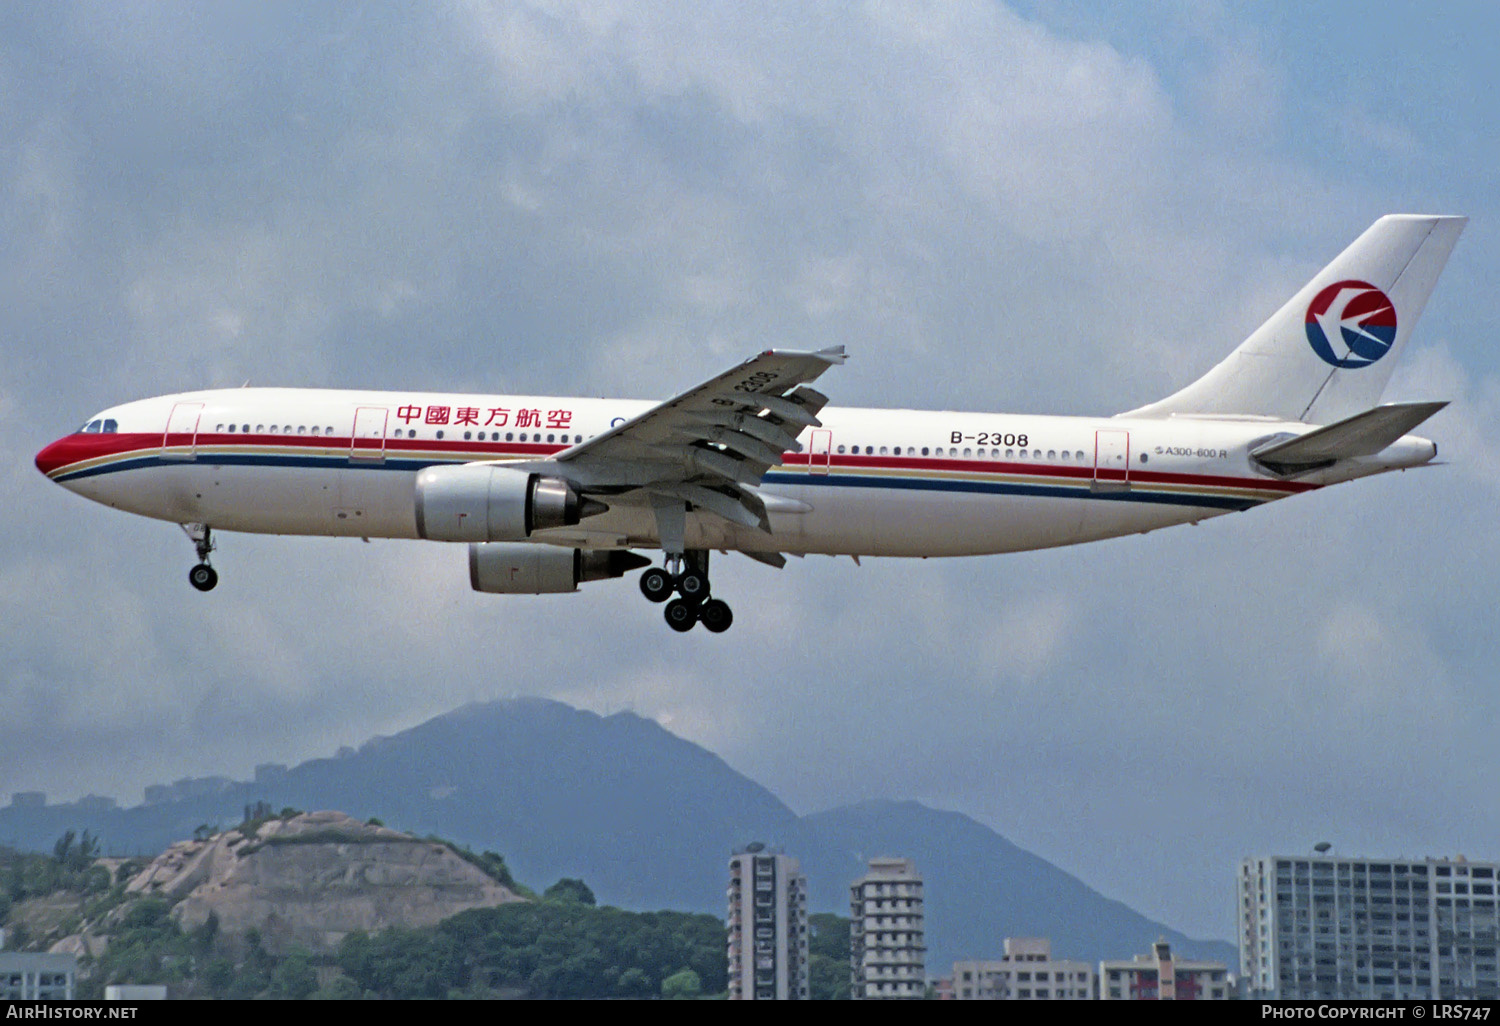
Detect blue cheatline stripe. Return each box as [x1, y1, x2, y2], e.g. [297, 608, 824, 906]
[55, 451, 1264, 512]
[762, 471, 1261, 511]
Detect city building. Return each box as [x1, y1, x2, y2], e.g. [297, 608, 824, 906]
[1240, 854, 1500, 1000]
[1098, 940, 1231, 1000]
[8, 792, 45, 809]
[0, 952, 77, 1000]
[104, 985, 167, 1000]
[727, 843, 810, 1000]
[952, 937, 1094, 999]
[850, 856, 925, 999]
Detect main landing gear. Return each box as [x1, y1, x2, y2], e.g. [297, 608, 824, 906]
[181, 523, 218, 592]
[639, 551, 732, 633]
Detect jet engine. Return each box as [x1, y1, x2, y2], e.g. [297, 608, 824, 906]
[468, 543, 651, 594]
[414, 465, 603, 542]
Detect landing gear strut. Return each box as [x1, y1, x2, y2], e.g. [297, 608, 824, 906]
[181, 523, 218, 592]
[642, 550, 733, 633]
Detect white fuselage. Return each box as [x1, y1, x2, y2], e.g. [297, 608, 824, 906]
[37, 387, 1437, 560]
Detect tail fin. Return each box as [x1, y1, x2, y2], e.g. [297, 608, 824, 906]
[1126, 214, 1466, 423]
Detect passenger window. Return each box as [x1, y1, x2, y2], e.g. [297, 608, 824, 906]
[1060, 450, 1069, 460]
[879, 446, 888, 455]
[227, 424, 236, 433]
[241, 424, 250, 433]
[436, 430, 444, 439]
[1032, 450, 1041, 459]
[1047, 450, 1055, 460]
[327, 427, 334, 435]
[255, 424, 264, 433]
[215, 424, 224, 432]
[310, 426, 320, 436]
[506, 432, 514, 441]
[464, 431, 472, 440]
[865, 446, 874, 455]
[268, 425, 278, 434]
[836, 445, 846, 454]
[408, 429, 416, 439]
[1006, 449, 1014, 458]
[963, 447, 972, 457]
[948, 447, 957, 456]
[1076, 450, 1085, 460]
[297, 426, 306, 434]
[1018, 449, 1028, 459]
[921, 447, 929, 456]
[284, 426, 292, 434]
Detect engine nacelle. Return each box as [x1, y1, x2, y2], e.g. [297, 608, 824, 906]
[414, 465, 586, 542]
[468, 543, 652, 594]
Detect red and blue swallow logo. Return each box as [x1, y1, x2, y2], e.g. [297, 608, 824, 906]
[1305, 280, 1397, 368]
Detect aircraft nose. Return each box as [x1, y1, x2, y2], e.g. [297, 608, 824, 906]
[35, 436, 75, 479]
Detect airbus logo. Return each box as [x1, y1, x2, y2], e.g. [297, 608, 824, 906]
[1305, 279, 1398, 368]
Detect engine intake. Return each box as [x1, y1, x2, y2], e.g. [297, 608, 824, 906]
[414, 465, 602, 542]
[469, 544, 651, 594]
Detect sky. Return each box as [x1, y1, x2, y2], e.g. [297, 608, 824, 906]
[3, 1, 1499, 944]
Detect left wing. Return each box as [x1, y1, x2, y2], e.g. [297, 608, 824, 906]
[504, 346, 846, 538]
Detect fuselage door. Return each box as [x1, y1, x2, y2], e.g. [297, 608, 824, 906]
[351, 407, 389, 463]
[1093, 429, 1130, 492]
[808, 429, 832, 475]
[161, 402, 204, 461]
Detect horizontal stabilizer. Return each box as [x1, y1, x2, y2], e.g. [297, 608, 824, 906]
[1252, 401, 1447, 472]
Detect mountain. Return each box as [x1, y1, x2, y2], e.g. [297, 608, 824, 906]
[0, 697, 1233, 967]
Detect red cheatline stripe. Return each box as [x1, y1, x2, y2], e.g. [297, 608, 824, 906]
[43, 433, 1314, 496]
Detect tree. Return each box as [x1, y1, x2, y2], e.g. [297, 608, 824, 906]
[617, 967, 653, 997]
[543, 877, 596, 905]
[662, 968, 701, 1000]
[808, 913, 852, 1000]
[268, 949, 319, 1000]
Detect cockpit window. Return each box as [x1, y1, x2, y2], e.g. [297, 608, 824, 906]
[102, 419, 118, 433]
[82, 420, 102, 434]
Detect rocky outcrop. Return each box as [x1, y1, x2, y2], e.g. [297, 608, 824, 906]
[127, 810, 525, 953]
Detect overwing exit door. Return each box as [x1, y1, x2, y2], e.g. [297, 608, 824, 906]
[808, 429, 832, 474]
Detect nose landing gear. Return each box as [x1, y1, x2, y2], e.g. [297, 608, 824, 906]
[181, 523, 218, 592]
[643, 551, 733, 632]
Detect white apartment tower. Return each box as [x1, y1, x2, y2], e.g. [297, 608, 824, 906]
[952, 937, 1095, 999]
[851, 856, 926, 999]
[727, 843, 810, 1000]
[1240, 854, 1500, 1000]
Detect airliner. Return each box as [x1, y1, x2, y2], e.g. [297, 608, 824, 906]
[35, 215, 1464, 632]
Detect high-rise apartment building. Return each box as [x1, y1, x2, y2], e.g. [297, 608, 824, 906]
[952, 937, 1094, 999]
[1239, 854, 1500, 999]
[727, 843, 810, 1000]
[850, 856, 926, 999]
[0, 952, 76, 1000]
[1098, 940, 1231, 1000]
